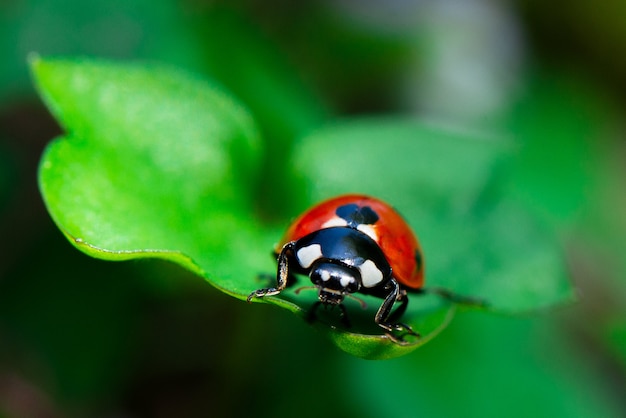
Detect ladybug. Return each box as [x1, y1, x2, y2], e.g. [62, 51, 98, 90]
[248, 194, 425, 343]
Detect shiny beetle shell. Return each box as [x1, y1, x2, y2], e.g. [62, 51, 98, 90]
[277, 194, 424, 289]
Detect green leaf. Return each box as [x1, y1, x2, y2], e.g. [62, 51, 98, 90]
[33, 56, 275, 298]
[347, 312, 624, 417]
[504, 72, 606, 227]
[291, 118, 573, 313]
[292, 119, 506, 211]
[323, 294, 456, 360]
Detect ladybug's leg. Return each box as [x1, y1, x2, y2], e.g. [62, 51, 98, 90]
[387, 289, 409, 323]
[337, 304, 351, 328]
[305, 301, 322, 323]
[375, 279, 420, 343]
[306, 302, 351, 328]
[247, 241, 296, 301]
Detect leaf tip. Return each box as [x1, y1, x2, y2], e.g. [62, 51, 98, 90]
[27, 53, 45, 78]
[27, 52, 41, 66]
[28, 53, 53, 96]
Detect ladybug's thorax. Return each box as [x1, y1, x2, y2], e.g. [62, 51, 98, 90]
[293, 227, 392, 297]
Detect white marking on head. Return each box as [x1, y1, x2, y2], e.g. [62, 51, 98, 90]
[356, 224, 378, 241]
[296, 244, 323, 269]
[321, 217, 348, 229]
[320, 270, 331, 282]
[358, 259, 384, 288]
[340, 275, 355, 288]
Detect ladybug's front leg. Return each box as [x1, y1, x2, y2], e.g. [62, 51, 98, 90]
[247, 241, 296, 301]
[375, 279, 420, 344]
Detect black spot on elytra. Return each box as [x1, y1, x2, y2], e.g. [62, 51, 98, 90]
[414, 250, 423, 270]
[336, 204, 379, 228]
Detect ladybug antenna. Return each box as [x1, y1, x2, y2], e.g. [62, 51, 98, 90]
[294, 286, 317, 295]
[345, 294, 368, 310]
[295, 286, 367, 310]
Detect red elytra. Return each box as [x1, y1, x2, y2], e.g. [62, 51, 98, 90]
[276, 194, 424, 289]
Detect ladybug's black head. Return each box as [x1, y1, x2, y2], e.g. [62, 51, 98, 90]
[310, 261, 360, 305]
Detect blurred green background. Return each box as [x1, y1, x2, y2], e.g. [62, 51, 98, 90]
[1, 1, 625, 417]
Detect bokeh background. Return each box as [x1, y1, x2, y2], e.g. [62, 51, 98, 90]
[1, 1, 626, 417]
